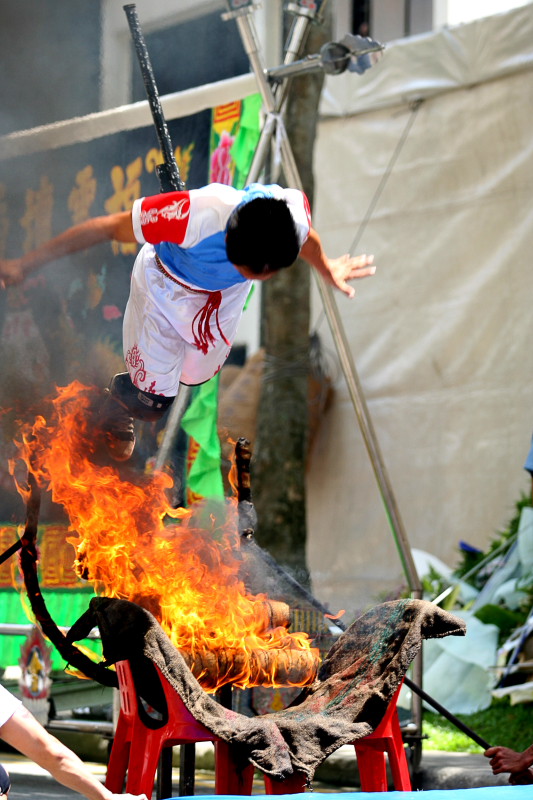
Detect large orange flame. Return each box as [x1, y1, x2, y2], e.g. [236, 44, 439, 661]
[12, 381, 319, 690]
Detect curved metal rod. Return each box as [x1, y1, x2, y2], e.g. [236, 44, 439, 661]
[19, 472, 117, 688]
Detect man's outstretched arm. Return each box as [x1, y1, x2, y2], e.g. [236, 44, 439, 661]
[0, 703, 148, 800]
[0, 211, 135, 289]
[485, 745, 533, 784]
[300, 227, 376, 298]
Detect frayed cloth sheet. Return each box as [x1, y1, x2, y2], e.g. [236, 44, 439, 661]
[70, 597, 465, 783]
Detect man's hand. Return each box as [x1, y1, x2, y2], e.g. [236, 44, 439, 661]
[0, 258, 25, 289]
[324, 253, 376, 298]
[484, 745, 533, 777]
[299, 230, 376, 298]
[509, 769, 533, 785]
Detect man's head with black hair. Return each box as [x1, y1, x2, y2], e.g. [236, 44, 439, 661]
[225, 197, 300, 279]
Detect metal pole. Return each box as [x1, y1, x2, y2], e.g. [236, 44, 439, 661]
[0, 537, 22, 565]
[244, 7, 316, 183]
[230, 11, 301, 184]
[154, 385, 192, 473]
[402, 676, 491, 750]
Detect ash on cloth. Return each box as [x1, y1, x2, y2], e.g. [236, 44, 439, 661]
[70, 596, 465, 782]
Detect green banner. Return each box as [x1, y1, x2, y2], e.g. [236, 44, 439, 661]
[182, 94, 262, 505]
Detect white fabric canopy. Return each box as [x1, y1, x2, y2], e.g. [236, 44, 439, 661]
[307, 3, 533, 616]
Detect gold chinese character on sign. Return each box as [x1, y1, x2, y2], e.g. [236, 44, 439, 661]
[145, 143, 194, 188]
[104, 157, 143, 255]
[0, 527, 17, 587]
[68, 165, 97, 224]
[40, 525, 82, 588]
[145, 148, 162, 176]
[175, 143, 194, 186]
[20, 176, 54, 254]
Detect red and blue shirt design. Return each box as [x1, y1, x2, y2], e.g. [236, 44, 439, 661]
[132, 183, 311, 291]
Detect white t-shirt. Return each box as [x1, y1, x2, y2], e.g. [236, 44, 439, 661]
[0, 684, 21, 728]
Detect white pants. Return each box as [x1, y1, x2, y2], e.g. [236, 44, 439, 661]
[123, 245, 251, 396]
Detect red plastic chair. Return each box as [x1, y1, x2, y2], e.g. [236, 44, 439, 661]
[106, 659, 409, 796]
[353, 683, 412, 791]
[105, 659, 307, 797]
[105, 660, 252, 796]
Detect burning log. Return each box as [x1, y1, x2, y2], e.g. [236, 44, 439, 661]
[257, 599, 291, 630]
[249, 646, 319, 687]
[122, 597, 289, 637]
[181, 644, 319, 691]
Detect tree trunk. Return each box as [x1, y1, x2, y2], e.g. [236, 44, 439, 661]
[252, 8, 332, 587]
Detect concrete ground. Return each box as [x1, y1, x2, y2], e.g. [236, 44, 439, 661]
[1, 745, 513, 799]
[318, 744, 511, 791]
[414, 750, 511, 791]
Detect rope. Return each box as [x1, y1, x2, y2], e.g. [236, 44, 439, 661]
[349, 99, 423, 256]
[312, 99, 423, 340]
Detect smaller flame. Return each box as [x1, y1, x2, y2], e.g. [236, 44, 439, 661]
[324, 610, 346, 620]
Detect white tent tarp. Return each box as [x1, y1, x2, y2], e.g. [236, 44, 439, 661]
[307, 3, 533, 615]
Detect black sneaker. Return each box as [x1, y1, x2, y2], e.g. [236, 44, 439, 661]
[99, 387, 136, 462]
